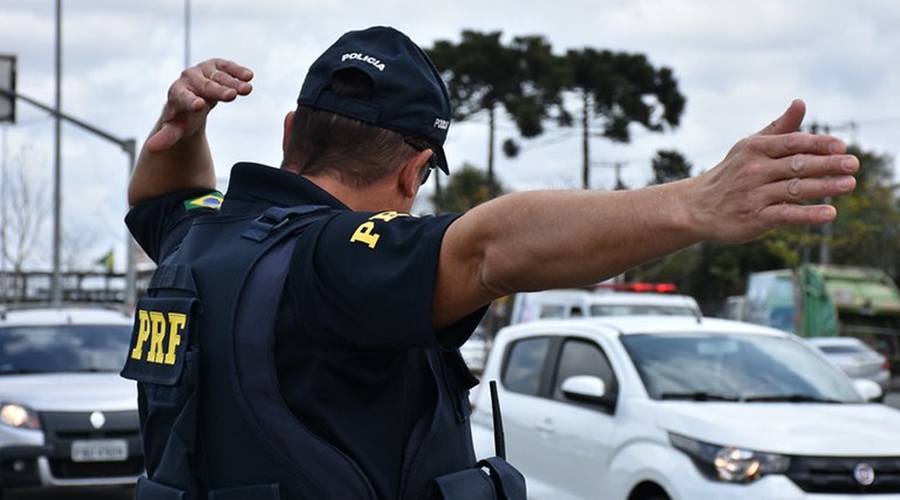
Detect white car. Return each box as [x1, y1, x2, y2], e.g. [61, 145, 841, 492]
[0, 306, 143, 496]
[509, 288, 701, 325]
[471, 315, 898, 500]
[459, 327, 491, 374]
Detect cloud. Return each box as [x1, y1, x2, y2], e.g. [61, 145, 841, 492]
[2, 0, 899, 270]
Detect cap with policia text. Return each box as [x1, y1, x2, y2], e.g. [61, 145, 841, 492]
[296, 26, 451, 174]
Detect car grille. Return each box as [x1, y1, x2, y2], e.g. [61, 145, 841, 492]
[787, 456, 900, 493]
[39, 410, 144, 480]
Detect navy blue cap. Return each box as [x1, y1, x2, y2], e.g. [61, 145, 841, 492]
[297, 26, 451, 174]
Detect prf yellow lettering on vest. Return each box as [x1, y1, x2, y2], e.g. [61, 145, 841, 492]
[349, 212, 410, 249]
[129, 309, 186, 365]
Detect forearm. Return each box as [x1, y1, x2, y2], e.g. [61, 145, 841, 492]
[126, 58, 253, 207]
[432, 183, 698, 328]
[127, 117, 216, 206]
[462, 183, 699, 295]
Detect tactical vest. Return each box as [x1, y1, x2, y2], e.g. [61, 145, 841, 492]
[121, 205, 493, 500]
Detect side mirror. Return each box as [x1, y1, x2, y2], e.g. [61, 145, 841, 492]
[853, 379, 884, 402]
[561, 375, 607, 405]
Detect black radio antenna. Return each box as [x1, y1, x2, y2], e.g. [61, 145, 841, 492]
[490, 380, 506, 459]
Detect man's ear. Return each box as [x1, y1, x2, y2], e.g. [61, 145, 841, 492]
[399, 149, 432, 198]
[282, 110, 295, 153]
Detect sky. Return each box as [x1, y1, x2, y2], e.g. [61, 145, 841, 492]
[2, 0, 900, 271]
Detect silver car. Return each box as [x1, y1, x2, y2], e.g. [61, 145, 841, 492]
[0, 306, 143, 496]
[807, 336, 892, 395]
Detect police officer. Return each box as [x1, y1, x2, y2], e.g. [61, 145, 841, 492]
[124, 26, 857, 500]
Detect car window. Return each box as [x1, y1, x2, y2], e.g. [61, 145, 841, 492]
[0, 324, 133, 374]
[621, 333, 862, 402]
[589, 305, 695, 316]
[539, 305, 567, 319]
[502, 336, 551, 396]
[816, 345, 869, 355]
[552, 338, 617, 403]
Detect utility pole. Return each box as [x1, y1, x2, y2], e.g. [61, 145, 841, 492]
[806, 120, 856, 266]
[185, 0, 191, 68]
[593, 160, 630, 190]
[52, 0, 62, 305]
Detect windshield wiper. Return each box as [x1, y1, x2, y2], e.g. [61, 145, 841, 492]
[659, 391, 740, 402]
[742, 394, 842, 403]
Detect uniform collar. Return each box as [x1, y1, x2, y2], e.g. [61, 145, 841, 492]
[222, 162, 349, 212]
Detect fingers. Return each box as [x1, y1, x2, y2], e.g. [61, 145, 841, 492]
[759, 202, 839, 227]
[145, 58, 253, 153]
[750, 132, 848, 161]
[741, 155, 857, 232]
[770, 148, 858, 181]
[195, 59, 254, 103]
[767, 173, 857, 204]
[173, 59, 253, 108]
[750, 98, 847, 159]
[744, 148, 857, 202]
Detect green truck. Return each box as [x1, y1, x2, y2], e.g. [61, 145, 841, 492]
[736, 264, 900, 372]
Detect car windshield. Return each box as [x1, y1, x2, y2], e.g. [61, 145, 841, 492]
[0, 324, 133, 374]
[621, 332, 863, 403]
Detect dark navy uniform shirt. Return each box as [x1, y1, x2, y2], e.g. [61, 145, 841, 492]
[126, 162, 484, 500]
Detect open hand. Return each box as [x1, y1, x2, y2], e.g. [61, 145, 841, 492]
[693, 99, 859, 243]
[144, 58, 253, 153]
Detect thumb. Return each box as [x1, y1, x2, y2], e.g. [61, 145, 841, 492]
[143, 123, 185, 153]
[757, 99, 806, 136]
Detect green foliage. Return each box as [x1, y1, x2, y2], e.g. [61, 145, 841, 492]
[433, 163, 508, 213]
[426, 31, 566, 139]
[651, 149, 692, 184]
[427, 30, 687, 192]
[829, 146, 899, 272]
[426, 30, 567, 195]
[565, 48, 685, 142]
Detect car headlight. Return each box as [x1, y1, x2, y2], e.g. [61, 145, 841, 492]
[0, 403, 40, 430]
[669, 433, 789, 483]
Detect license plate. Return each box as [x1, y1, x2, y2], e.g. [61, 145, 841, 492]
[71, 439, 128, 462]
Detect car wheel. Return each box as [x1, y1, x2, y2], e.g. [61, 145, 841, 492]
[629, 485, 671, 500]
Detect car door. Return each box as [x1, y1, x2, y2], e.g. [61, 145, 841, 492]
[498, 335, 555, 471]
[497, 332, 622, 499]
[530, 335, 619, 500]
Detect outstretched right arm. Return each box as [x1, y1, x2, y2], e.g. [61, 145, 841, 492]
[127, 59, 253, 207]
[432, 99, 859, 330]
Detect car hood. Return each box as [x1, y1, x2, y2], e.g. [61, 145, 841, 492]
[657, 401, 900, 456]
[0, 373, 137, 412]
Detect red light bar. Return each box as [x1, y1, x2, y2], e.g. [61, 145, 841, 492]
[593, 282, 678, 293]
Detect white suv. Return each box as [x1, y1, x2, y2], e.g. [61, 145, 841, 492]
[509, 288, 701, 324]
[0, 306, 143, 496]
[471, 315, 899, 499]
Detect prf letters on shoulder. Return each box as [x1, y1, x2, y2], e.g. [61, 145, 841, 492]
[349, 211, 410, 249]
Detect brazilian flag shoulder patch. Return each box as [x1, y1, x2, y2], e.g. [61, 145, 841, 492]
[184, 191, 224, 211]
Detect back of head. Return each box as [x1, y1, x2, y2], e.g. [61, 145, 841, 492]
[284, 26, 452, 184]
